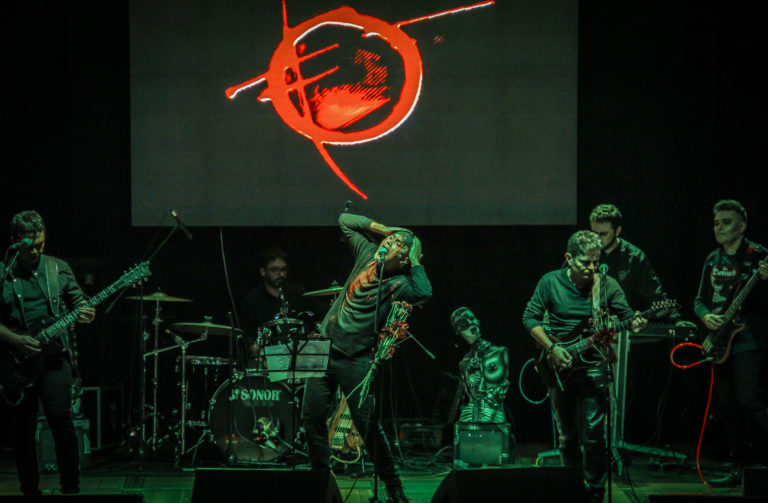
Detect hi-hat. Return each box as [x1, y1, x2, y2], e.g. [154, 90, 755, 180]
[170, 321, 243, 336]
[303, 286, 343, 297]
[125, 291, 192, 302]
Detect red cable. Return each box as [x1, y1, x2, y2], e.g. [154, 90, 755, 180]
[667, 342, 716, 495]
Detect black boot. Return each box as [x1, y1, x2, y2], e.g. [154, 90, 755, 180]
[385, 484, 409, 502]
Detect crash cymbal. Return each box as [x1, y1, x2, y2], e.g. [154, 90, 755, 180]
[303, 286, 343, 297]
[125, 291, 192, 302]
[170, 321, 243, 336]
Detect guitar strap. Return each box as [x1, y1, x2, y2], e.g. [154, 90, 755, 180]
[44, 255, 61, 318]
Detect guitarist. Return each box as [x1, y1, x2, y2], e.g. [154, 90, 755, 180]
[522, 230, 646, 503]
[0, 210, 95, 496]
[693, 199, 768, 485]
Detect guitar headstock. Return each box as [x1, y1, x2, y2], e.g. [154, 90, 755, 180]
[646, 299, 680, 317]
[119, 261, 152, 288]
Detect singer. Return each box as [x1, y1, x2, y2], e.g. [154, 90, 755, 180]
[301, 212, 432, 503]
[522, 230, 644, 503]
[0, 210, 96, 496]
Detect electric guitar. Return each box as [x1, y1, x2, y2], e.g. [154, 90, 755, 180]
[534, 299, 680, 387]
[701, 265, 764, 364]
[0, 262, 151, 395]
[327, 392, 363, 461]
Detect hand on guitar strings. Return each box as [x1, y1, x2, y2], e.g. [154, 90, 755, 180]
[629, 312, 648, 333]
[550, 345, 572, 370]
[14, 334, 41, 356]
[702, 313, 725, 331]
[77, 304, 96, 324]
[759, 258, 768, 281]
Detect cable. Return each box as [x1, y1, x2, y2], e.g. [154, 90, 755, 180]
[666, 341, 716, 496]
[218, 227, 240, 329]
[517, 357, 549, 405]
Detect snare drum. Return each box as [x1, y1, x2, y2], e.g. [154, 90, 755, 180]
[178, 355, 234, 426]
[208, 372, 297, 462]
[257, 318, 306, 347]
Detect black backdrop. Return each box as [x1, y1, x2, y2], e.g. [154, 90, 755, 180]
[3, 1, 766, 453]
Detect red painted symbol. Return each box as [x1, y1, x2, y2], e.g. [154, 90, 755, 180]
[226, 1, 495, 199]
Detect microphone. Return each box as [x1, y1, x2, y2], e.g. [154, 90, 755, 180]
[169, 209, 193, 240]
[376, 246, 388, 262]
[9, 238, 33, 251]
[598, 263, 609, 277]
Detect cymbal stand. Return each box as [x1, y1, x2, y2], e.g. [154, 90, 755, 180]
[149, 298, 163, 451]
[176, 330, 208, 466]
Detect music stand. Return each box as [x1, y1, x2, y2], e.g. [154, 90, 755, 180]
[262, 337, 331, 464]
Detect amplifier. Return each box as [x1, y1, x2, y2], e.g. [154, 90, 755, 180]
[454, 422, 510, 468]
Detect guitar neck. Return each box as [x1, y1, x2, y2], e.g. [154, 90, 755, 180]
[719, 269, 761, 326]
[37, 282, 120, 345]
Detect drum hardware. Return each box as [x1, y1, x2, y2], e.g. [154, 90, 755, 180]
[128, 290, 193, 453]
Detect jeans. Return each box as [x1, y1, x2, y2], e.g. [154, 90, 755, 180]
[10, 356, 79, 494]
[549, 364, 611, 496]
[714, 349, 768, 465]
[301, 351, 401, 488]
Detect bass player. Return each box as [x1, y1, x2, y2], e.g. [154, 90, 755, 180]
[694, 199, 768, 485]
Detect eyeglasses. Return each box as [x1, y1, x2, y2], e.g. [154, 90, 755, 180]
[266, 266, 287, 273]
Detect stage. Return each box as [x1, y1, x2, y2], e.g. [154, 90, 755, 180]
[0, 443, 748, 502]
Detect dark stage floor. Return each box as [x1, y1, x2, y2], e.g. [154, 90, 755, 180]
[0, 443, 751, 502]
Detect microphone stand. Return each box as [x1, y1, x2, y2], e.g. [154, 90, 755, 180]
[105, 218, 184, 464]
[369, 254, 387, 503]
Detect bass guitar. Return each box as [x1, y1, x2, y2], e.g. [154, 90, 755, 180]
[0, 262, 151, 395]
[701, 264, 764, 364]
[327, 392, 363, 463]
[534, 299, 679, 388]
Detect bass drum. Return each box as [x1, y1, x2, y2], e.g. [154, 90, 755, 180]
[208, 372, 298, 462]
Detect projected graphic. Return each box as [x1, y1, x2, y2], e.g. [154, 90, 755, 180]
[226, 1, 495, 199]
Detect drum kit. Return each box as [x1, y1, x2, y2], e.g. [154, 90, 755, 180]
[125, 285, 339, 466]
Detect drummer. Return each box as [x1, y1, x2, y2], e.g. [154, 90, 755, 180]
[239, 248, 323, 352]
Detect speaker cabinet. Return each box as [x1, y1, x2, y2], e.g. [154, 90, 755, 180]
[0, 496, 143, 502]
[430, 467, 586, 503]
[191, 469, 342, 503]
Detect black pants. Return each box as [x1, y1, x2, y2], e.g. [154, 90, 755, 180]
[10, 356, 79, 495]
[301, 351, 401, 489]
[714, 348, 768, 465]
[549, 365, 611, 496]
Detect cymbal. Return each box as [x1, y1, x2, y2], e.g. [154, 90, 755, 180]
[170, 321, 243, 336]
[125, 291, 192, 302]
[303, 286, 343, 297]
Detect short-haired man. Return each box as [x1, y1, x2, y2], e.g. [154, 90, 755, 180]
[522, 230, 645, 503]
[589, 203, 678, 318]
[694, 199, 768, 485]
[0, 210, 95, 496]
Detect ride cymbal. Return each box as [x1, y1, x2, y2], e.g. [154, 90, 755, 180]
[125, 291, 192, 302]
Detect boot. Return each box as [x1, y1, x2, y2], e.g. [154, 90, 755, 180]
[385, 484, 409, 502]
